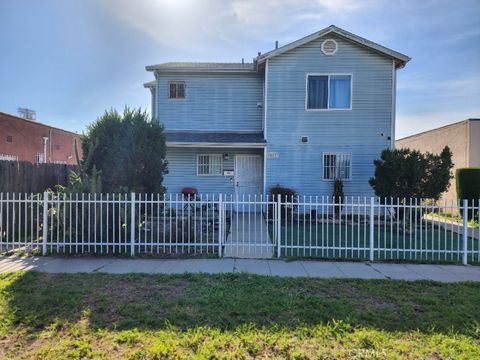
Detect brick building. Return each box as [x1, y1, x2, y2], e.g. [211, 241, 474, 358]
[0, 111, 82, 165]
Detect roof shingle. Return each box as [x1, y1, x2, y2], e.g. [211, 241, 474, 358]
[165, 131, 265, 145]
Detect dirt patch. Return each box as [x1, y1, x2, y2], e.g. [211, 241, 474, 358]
[80, 277, 194, 327]
[288, 283, 404, 311]
[90, 278, 192, 303]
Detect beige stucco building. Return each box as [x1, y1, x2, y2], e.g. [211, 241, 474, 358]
[396, 119, 480, 202]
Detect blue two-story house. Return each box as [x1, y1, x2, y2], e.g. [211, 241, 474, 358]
[144, 25, 410, 197]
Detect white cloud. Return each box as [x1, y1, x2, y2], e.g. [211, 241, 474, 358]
[104, 0, 377, 53]
[398, 74, 480, 100]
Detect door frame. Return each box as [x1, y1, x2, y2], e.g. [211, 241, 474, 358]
[234, 154, 264, 198]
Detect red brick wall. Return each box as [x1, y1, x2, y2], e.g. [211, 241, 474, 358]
[0, 112, 82, 165]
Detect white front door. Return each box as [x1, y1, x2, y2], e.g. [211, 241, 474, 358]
[235, 155, 263, 197]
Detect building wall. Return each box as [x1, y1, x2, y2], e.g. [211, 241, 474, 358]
[264, 34, 394, 196]
[164, 147, 262, 195]
[469, 120, 480, 167]
[154, 72, 264, 131]
[0, 112, 81, 165]
[396, 120, 475, 202]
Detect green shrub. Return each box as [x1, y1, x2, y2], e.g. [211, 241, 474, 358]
[369, 146, 453, 201]
[456, 168, 480, 220]
[269, 184, 297, 200]
[269, 185, 297, 219]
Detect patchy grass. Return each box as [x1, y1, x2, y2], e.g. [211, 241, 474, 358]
[427, 212, 479, 228]
[0, 271, 479, 359]
[279, 223, 479, 263]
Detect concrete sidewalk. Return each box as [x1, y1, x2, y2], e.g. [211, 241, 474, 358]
[0, 256, 479, 282]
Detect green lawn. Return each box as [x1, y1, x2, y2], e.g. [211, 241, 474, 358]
[0, 272, 479, 359]
[279, 222, 479, 263]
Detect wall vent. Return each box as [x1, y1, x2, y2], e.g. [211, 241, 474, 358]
[321, 39, 338, 56]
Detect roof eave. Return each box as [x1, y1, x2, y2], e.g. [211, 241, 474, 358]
[147, 67, 256, 74]
[143, 81, 156, 88]
[166, 142, 266, 148]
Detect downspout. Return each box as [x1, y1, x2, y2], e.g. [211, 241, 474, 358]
[391, 60, 396, 149]
[49, 129, 52, 162]
[42, 136, 48, 164]
[263, 59, 269, 197]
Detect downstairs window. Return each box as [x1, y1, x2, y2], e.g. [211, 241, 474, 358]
[197, 154, 222, 176]
[323, 153, 351, 180]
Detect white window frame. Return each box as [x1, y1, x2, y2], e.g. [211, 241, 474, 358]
[196, 154, 223, 176]
[305, 73, 353, 111]
[322, 152, 352, 181]
[0, 153, 18, 161]
[35, 153, 45, 164]
[168, 80, 186, 100]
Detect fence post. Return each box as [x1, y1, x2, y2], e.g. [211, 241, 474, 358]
[462, 199, 468, 265]
[130, 192, 135, 257]
[42, 191, 48, 255]
[277, 194, 281, 258]
[369, 197, 375, 262]
[218, 194, 223, 257]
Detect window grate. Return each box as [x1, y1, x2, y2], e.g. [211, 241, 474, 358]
[323, 153, 351, 180]
[35, 153, 45, 165]
[197, 154, 222, 176]
[168, 81, 186, 99]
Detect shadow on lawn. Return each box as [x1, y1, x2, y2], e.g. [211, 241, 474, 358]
[1, 271, 479, 337]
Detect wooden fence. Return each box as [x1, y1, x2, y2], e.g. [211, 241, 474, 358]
[0, 160, 77, 193]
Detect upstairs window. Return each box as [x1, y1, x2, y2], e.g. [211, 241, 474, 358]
[6, 135, 12, 143]
[168, 81, 186, 99]
[323, 153, 351, 180]
[307, 74, 351, 110]
[197, 154, 222, 176]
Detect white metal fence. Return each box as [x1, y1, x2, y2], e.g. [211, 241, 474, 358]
[0, 192, 479, 264]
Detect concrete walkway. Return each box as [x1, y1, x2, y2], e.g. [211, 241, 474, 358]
[0, 256, 479, 282]
[224, 212, 274, 258]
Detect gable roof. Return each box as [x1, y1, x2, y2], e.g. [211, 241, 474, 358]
[146, 62, 255, 73]
[257, 25, 410, 68]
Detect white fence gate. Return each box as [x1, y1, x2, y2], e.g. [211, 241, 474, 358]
[0, 192, 479, 264]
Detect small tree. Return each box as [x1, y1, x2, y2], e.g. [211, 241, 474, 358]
[369, 146, 453, 201]
[81, 108, 168, 193]
[332, 178, 344, 216]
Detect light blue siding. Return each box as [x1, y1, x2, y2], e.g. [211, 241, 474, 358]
[155, 72, 264, 131]
[164, 147, 263, 194]
[265, 35, 394, 196]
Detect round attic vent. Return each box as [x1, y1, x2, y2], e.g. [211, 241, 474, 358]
[321, 39, 338, 55]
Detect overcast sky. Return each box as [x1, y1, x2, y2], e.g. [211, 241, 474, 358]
[0, 0, 479, 138]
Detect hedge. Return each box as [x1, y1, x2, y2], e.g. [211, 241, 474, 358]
[456, 167, 480, 220]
